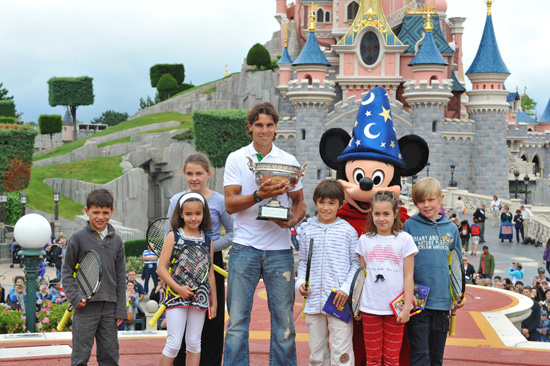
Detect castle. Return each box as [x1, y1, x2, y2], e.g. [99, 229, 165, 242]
[267, 0, 550, 206]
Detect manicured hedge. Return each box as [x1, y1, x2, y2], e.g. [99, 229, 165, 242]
[0, 117, 16, 124]
[39, 114, 63, 135]
[0, 100, 15, 117]
[193, 109, 250, 168]
[0, 125, 37, 191]
[150, 64, 185, 88]
[124, 239, 148, 257]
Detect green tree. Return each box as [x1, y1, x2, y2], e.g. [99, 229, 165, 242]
[521, 95, 538, 117]
[47, 76, 94, 141]
[39, 114, 63, 152]
[0, 82, 13, 100]
[157, 74, 178, 100]
[150, 64, 185, 88]
[90, 110, 129, 126]
[246, 43, 271, 70]
[0, 100, 16, 117]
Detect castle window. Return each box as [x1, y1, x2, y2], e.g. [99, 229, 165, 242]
[317, 9, 324, 23]
[305, 75, 313, 85]
[360, 32, 380, 65]
[301, 129, 306, 140]
[347, 2, 359, 21]
[317, 169, 322, 180]
[432, 121, 437, 132]
[325, 11, 331, 23]
[430, 76, 438, 85]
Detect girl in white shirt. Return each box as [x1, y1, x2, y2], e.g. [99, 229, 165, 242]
[355, 191, 418, 366]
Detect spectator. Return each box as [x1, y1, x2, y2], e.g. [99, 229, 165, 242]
[470, 219, 481, 256]
[537, 310, 550, 342]
[473, 204, 487, 243]
[520, 205, 533, 238]
[125, 280, 138, 331]
[459, 220, 471, 254]
[490, 195, 501, 227]
[127, 270, 145, 302]
[542, 239, 550, 276]
[463, 256, 476, 284]
[449, 213, 460, 227]
[141, 244, 158, 295]
[533, 267, 550, 287]
[477, 278, 492, 287]
[494, 279, 504, 289]
[36, 283, 55, 310]
[521, 286, 541, 341]
[499, 205, 513, 243]
[7, 276, 26, 313]
[509, 262, 525, 285]
[0, 283, 5, 303]
[49, 278, 66, 303]
[455, 196, 465, 221]
[478, 246, 495, 279]
[401, 178, 409, 197]
[513, 210, 524, 244]
[51, 243, 64, 280]
[515, 281, 524, 294]
[541, 290, 550, 312]
[37, 258, 46, 283]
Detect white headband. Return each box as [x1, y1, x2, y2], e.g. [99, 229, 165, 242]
[179, 192, 205, 207]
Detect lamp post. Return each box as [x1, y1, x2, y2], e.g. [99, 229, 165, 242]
[0, 192, 6, 223]
[524, 175, 530, 205]
[14, 213, 51, 333]
[426, 162, 431, 177]
[54, 191, 60, 221]
[514, 170, 520, 199]
[449, 164, 457, 187]
[21, 191, 27, 216]
[412, 174, 418, 187]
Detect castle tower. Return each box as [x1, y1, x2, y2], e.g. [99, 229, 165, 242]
[277, 25, 294, 98]
[402, 7, 453, 183]
[287, 9, 335, 207]
[465, 0, 510, 198]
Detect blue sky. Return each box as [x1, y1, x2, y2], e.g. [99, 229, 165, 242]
[1, 0, 548, 123]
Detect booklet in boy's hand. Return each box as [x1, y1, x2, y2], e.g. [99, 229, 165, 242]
[389, 284, 430, 318]
[322, 290, 352, 323]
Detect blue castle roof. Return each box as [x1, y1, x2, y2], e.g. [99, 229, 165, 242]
[541, 98, 550, 122]
[397, 14, 454, 54]
[278, 46, 293, 64]
[466, 15, 510, 74]
[409, 31, 448, 66]
[517, 111, 536, 123]
[507, 91, 518, 102]
[293, 31, 331, 66]
[451, 70, 466, 93]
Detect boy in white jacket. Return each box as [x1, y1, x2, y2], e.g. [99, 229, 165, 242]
[296, 179, 360, 365]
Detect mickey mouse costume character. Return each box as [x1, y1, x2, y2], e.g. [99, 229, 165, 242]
[319, 87, 429, 366]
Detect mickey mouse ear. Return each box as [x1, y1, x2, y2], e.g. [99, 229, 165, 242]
[320, 128, 351, 170]
[398, 135, 429, 176]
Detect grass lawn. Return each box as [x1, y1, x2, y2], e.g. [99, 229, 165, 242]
[34, 112, 189, 162]
[172, 73, 239, 98]
[28, 156, 124, 220]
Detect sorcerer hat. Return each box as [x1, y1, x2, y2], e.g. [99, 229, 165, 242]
[337, 87, 405, 168]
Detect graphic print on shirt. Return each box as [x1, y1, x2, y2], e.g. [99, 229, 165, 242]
[411, 233, 452, 251]
[364, 244, 402, 266]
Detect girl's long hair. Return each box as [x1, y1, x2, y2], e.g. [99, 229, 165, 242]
[366, 190, 402, 237]
[170, 194, 212, 233]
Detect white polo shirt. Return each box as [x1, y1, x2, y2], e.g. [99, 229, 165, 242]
[224, 142, 303, 251]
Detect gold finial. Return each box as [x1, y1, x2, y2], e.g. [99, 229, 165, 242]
[423, 4, 435, 32]
[282, 23, 290, 48]
[224, 65, 228, 77]
[485, 0, 493, 16]
[353, 5, 387, 34]
[308, 3, 319, 32]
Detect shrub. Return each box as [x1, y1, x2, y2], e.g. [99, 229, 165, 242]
[150, 64, 185, 88]
[38, 114, 63, 135]
[37, 301, 72, 332]
[124, 239, 148, 257]
[90, 110, 129, 126]
[0, 126, 37, 192]
[246, 43, 271, 70]
[172, 126, 194, 141]
[0, 304, 26, 334]
[0, 100, 15, 117]
[193, 109, 249, 168]
[126, 256, 144, 274]
[0, 117, 16, 124]
[157, 74, 178, 100]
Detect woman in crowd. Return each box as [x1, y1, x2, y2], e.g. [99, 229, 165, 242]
[499, 205, 513, 243]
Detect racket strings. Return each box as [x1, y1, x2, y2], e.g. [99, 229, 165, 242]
[449, 252, 464, 300]
[76, 254, 101, 298]
[147, 219, 169, 254]
[171, 245, 210, 289]
[350, 270, 366, 314]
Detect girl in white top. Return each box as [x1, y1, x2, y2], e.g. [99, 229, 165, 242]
[491, 195, 501, 227]
[355, 191, 418, 365]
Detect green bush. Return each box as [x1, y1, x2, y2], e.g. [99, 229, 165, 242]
[0, 304, 26, 333]
[0, 126, 37, 192]
[5, 191, 22, 225]
[90, 110, 129, 126]
[157, 74, 178, 100]
[126, 256, 145, 274]
[124, 239, 148, 257]
[0, 100, 15, 117]
[38, 114, 63, 135]
[172, 126, 194, 141]
[193, 109, 250, 168]
[246, 43, 271, 70]
[37, 301, 72, 332]
[150, 64, 185, 87]
[0, 117, 16, 124]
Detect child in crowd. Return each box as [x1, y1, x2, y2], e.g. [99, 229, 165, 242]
[513, 209, 524, 244]
[459, 220, 470, 253]
[403, 177, 463, 366]
[296, 179, 359, 365]
[470, 219, 481, 256]
[158, 192, 217, 366]
[62, 189, 127, 365]
[7, 276, 26, 312]
[126, 280, 137, 330]
[538, 310, 550, 342]
[355, 190, 417, 365]
[509, 262, 525, 285]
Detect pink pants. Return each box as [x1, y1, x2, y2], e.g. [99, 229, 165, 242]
[361, 312, 404, 366]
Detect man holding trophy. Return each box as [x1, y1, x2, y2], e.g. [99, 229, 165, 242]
[223, 102, 306, 366]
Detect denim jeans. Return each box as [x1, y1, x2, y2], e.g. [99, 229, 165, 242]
[223, 243, 297, 366]
[407, 309, 450, 366]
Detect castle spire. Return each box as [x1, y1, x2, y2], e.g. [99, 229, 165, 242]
[486, 0, 493, 16]
[308, 3, 318, 32]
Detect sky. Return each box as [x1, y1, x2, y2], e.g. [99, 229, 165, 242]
[1, 0, 548, 124]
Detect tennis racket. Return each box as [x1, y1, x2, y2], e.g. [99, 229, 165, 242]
[448, 247, 466, 336]
[147, 217, 228, 278]
[148, 242, 211, 327]
[349, 267, 367, 320]
[57, 250, 102, 331]
[301, 238, 314, 318]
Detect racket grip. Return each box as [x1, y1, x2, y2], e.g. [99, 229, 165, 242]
[449, 312, 456, 337]
[301, 298, 306, 318]
[57, 308, 72, 332]
[149, 304, 167, 327]
[213, 264, 228, 278]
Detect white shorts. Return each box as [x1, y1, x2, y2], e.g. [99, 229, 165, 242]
[472, 236, 479, 245]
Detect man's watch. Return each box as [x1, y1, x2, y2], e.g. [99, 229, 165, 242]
[253, 190, 263, 203]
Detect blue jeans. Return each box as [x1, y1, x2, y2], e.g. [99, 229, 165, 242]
[407, 309, 450, 366]
[223, 243, 297, 366]
[142, 263, 157, 295]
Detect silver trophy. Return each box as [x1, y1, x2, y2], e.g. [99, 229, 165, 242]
[247, 157, 308, 221]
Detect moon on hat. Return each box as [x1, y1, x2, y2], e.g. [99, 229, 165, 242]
[364, 123, 380, 139]
[362, 92, 375, 105]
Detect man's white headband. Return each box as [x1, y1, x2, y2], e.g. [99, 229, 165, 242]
[179, 192, 205, 207]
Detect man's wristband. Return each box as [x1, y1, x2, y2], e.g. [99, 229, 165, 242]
[253, 190, 263, 203]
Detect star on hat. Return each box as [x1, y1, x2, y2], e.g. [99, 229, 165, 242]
[337, 87, 405, 168]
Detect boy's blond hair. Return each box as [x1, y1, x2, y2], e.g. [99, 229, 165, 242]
[411, 177, 442, 204]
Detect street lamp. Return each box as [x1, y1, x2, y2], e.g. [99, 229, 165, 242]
[412, 174, 418, 187]
[426, 162, 431, 177]
[514, 170, 520, 199]
[20, 191, 27, 216]
[54, 191, 60, 221]
[14, 213, 51, 333]
[449, 164, 457, 187]
[0, 192, 7, 223]
[524, 175, 530, 205]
